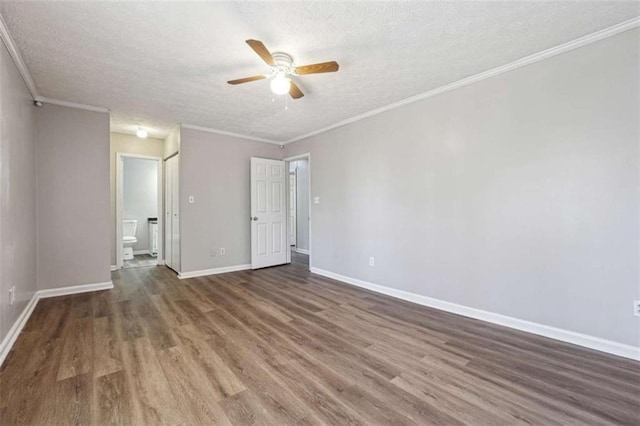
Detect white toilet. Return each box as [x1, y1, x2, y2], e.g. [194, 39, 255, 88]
[122, 219, 138, 261]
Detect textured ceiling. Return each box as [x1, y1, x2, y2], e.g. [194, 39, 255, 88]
[0, 2, 638, 142]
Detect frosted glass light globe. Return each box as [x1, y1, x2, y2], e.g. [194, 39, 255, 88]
[270, 73, 291, 95]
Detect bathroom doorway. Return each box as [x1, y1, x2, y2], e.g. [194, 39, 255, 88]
[116, 153, 163, 269]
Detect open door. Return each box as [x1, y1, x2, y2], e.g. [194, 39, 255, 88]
[251, 157, 288, 269]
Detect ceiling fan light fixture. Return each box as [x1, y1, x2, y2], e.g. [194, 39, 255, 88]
[270, 73, 291, 95]
[228, 39, 338, 100]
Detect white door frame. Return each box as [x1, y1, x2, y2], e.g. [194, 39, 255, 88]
[115, 152, 164, 269]
[289, 171, 297, 247]
[283, 153, 312, 270]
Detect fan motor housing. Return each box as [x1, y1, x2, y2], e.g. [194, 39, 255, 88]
[271, 52, 295, 75]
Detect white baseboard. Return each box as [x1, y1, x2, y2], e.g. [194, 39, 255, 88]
[0, 292, 39, 366]
[110, 265, 118, 271]
[310, 267, 640, 361]
[178, 264, 251, 279]
[38, 281, 114, 299]
[0, 280, 114, 366]
[294, 248, 310, 255]
[133, 250, 150, 255]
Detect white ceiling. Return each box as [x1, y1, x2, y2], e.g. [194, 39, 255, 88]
[0, 2, 638, 142]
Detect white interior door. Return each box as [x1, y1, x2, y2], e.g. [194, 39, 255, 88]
[289, 172, 296, 246]
[251, 157, 287, 269]
[170, 155, 180, 272]
[164, 158, 173, 269]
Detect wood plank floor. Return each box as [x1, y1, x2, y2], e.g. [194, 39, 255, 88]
[1, 255, 639, 425]
[123, 253, 158, 269]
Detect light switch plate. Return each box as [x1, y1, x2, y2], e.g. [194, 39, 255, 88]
[313, 196, 320, 204]
[188, 196, 195, 204]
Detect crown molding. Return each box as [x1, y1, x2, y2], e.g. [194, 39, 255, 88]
[110, 130, 166, 141]
[35, 96, 110, 113]
[0, 13, 110, 114]
[285, 16, 640, 144]
[181, 123, 283, 145]
[1, 8, 636, 144]
[0, 12, 38, 98]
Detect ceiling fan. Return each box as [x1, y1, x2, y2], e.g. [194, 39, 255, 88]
[227, 39, 339, 99]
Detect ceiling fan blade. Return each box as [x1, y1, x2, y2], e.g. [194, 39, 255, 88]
[289, 81, 304, 99]
[227, 75, 266, 85]
[246, 39, 275, 66]
[295, 61, 339, 75]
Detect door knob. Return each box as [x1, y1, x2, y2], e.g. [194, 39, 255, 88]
[252, 217, 258, 221]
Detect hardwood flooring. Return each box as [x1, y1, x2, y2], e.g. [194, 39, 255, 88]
[123, 253, 157, 269]
[1, 256, 639, 425]
[290, 249, 309, 268]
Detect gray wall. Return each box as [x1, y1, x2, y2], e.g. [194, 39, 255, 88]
[123, 157, 158, 252]
[110, 132, 164, 264]
[0, 41, 37, 346]
[180, 128, 281, 273]
[164, 126, 180, 159]
[36, 104, 111, 289]
[283, 29, 640, 347]
[291, 159, 310, 251]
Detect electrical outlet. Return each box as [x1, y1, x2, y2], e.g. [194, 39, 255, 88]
[369, 257, 375, 267]
[9, 286, 15, 305]
[634, 300, 640, 317]
[220, 248, 226, 256]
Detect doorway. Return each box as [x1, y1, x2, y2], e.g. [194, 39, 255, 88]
[116, 153, 163, 269]
[285, 154, 311, 269]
